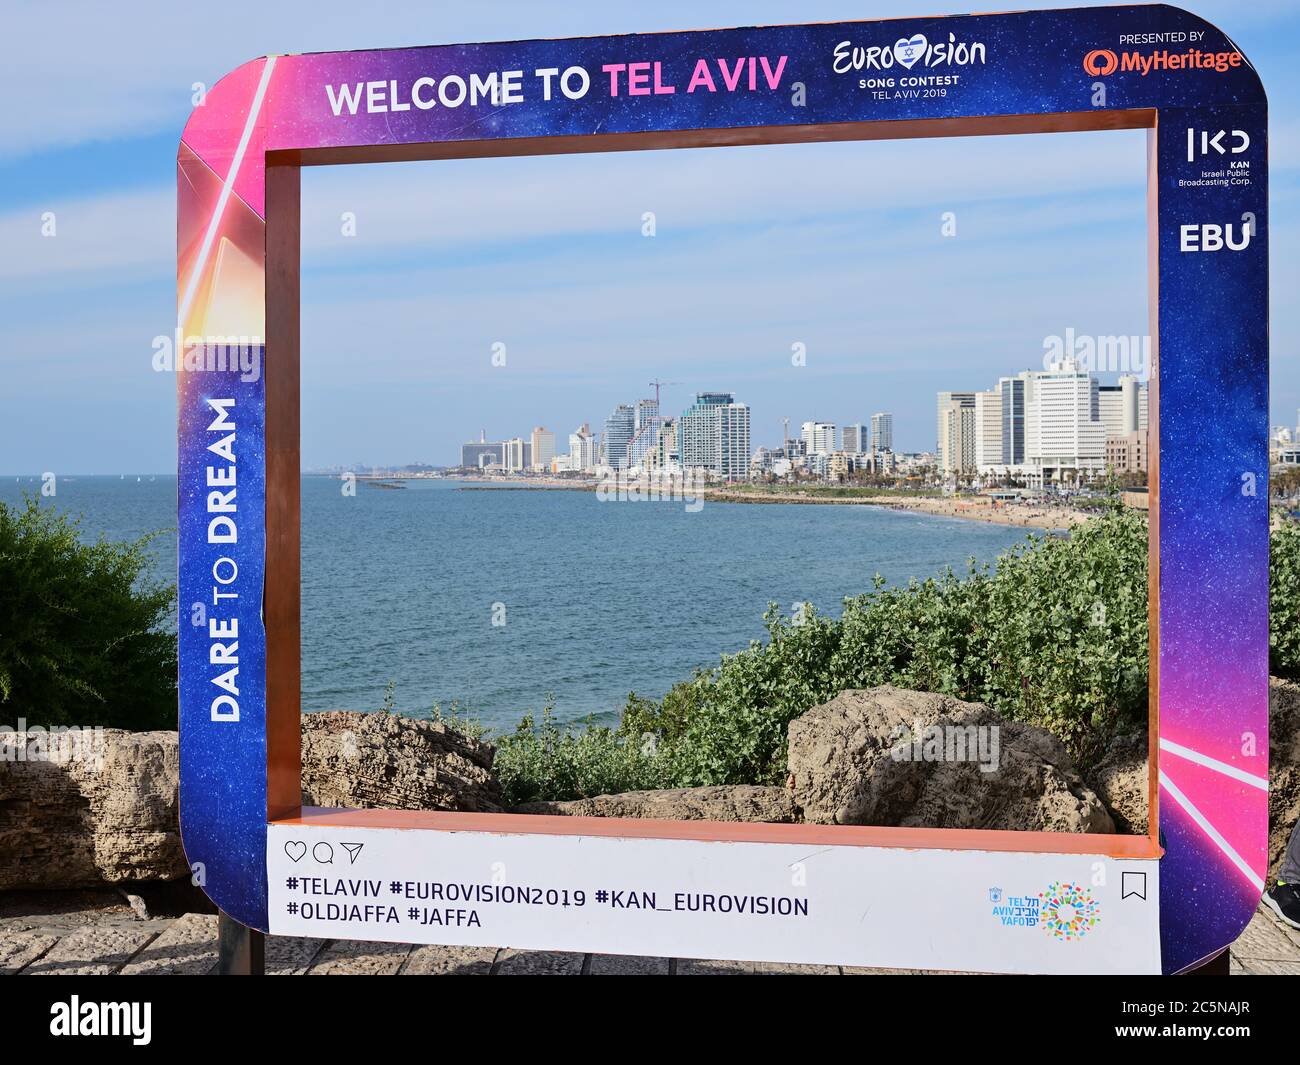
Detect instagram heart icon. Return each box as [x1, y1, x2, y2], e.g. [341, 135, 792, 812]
[894, 34, 927, 69]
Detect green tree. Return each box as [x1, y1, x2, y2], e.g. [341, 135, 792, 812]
[0, 497, 177, 730]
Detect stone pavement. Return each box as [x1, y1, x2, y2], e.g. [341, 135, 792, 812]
[3, 888, 1299, 975]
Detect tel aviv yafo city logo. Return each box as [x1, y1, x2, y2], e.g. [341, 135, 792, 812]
[989, 881, 1102, 941]
[1039, 882, 1102, 941]
[833, 31, 987, 74]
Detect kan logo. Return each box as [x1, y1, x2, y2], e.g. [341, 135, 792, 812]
[1187, 128, 1250, 162]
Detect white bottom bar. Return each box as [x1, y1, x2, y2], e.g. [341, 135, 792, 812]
[268, 823, 1161, 974]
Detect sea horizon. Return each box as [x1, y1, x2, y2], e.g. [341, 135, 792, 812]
[1, 473, 1031, 731]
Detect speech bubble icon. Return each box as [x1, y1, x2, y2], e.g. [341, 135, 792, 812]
[313, 841, 335, 865]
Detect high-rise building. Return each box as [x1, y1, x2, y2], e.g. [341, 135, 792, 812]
[679, 392, 751, 481]
[502, 437, 532, 473]
[1098, 385, 1126, 438]
[1025, 357, 1106, 475]
[645, 419, 679, 475]
[974, 389, 1003, 471]
[460, 429, 504, 469]
[801, 421, 836, 455]
[936, 392, 976, 474]
[568, 424, 599, 471]
[625, 398, 661, 469]
[998, 374, 1030, 466]
[870, 412, 894, 453]
[842, 424, 867, 454]
[1119, 374, 1143, 434]
[603, 404, 636, 470]
[716, 401, 751, 483]
[529, 427, 556, 471]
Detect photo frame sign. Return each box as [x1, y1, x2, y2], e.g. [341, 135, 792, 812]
[177, 4, 1268, 974]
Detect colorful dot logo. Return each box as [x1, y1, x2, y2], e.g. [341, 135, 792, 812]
[1039, 881, 1101, 941]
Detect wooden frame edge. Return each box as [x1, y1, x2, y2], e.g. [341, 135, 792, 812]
[264, 107, 1164, 857]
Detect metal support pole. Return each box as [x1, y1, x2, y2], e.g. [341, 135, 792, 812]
[218, 912, 265, 975]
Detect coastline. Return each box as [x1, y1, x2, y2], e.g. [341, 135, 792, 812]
[699, 488, 1091, 530]
[445, 475, 1092, 530]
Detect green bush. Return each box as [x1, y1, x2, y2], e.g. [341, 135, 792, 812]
[1271, 517, 1300, 679]
[619, 498, 1149, 786]
[494, 705, 671, 806]
[0, 496, 176, 731]
[490, 500, 1149, 801]
[489, 504, 1300, 803]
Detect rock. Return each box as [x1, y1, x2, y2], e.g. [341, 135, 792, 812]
[514, 785, 797, 823]
[301, 711, 502, 813]
[1086, 733, 1149, 834]
[1269, 677, 1300, 885]
[0, 712, 501, 890]
[0, 729, 187, 890]
[787, 686, 1114, 833]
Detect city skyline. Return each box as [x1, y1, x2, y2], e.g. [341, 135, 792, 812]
[443, 354, 1167, 484]
[313, 357, 1151, 473]
[3, 1, 1298, 475]
[440, 386, 899, 475]
[937, 358, 1151, 486]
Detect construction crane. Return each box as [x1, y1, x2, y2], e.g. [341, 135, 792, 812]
[648, 379, 681, 409]
[623, 380, 682, 471]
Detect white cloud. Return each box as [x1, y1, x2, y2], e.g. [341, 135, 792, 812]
[0, 126, 1145, 289]
[0, 186, 172, 282]
[299, 129, 1147, 261]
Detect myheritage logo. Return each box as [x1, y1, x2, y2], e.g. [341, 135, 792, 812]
[1083, 49, 1119, 76]
[1082, 47, 1244, 77]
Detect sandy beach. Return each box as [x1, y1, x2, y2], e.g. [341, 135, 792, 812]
[443, 475, 1093, 530]
[697, 488, 1091, 529]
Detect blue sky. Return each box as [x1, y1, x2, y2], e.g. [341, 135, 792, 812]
[2, 0, 1297, 472]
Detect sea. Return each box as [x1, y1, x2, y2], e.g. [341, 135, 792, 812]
[1, 475, 1031, 731]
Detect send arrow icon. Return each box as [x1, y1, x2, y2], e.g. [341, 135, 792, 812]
[340, 842, 364, 865]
